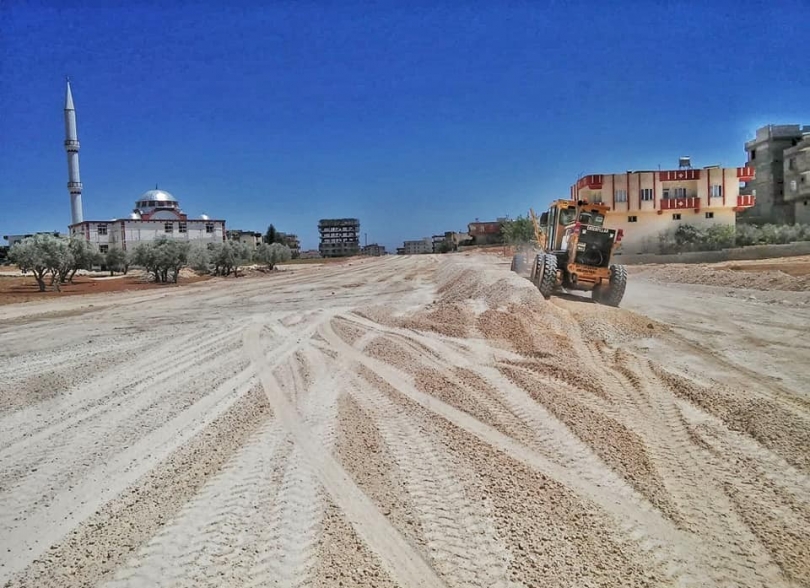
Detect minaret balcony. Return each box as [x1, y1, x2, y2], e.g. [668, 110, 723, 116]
[64, 139, 80, 151]
[68, 181, 83, 191]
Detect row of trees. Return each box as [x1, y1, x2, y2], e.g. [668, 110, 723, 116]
[649, 223, 810, 254]
[9, 234, 129, 291]
[8, 234, 293, 291]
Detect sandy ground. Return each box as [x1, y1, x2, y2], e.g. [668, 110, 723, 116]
[1, 254, 808, 588]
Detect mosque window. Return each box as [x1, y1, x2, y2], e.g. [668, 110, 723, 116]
[99, 245, 109, 253]
[178, 222, 187, 233]
[164, 222, 174, 233]
[97, 224, 108, 235]
[205, 222, 215, 233]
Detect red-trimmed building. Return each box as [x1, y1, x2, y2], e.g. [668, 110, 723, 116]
[69, 189, 226, 254]
[569, 164, 755, 253]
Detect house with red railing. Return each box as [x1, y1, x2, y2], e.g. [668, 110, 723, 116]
[569, 159, 755, 253]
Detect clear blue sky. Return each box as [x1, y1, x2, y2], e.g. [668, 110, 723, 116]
[1, 0, 807, 251]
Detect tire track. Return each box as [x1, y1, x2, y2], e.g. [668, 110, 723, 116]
[242, 322, 447, 588]
[350, 373, 518, 588]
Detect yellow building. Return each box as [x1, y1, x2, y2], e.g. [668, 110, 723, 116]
[570, 164, 756, 253]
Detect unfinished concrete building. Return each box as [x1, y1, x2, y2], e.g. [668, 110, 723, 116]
[361, 243, 386, 256]
[784, 134, 810, 224]
[318, 218, 360, 257]
[741, 124, 810, 224]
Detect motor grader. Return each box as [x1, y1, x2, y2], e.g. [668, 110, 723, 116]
[510, 199, 628, 306]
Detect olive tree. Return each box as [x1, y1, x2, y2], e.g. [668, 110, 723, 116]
[188, 242, 212, 273]
[254, 242, 291, 270]
[8, 234, 71, 292]
[501, 216, 536, 245]
[210, 240, 252, 277]
[131, 236, 190, 283]
[104, 246, 129, 275]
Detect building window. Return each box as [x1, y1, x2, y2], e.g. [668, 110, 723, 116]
[789, 158, 796, 170]
[710, 185, 723, 198]
[662, 188, 671, 199]
[614, 189, 627, 202]
[164, 222, 173, 233]
[705, 212, 714, 219]
[791, 180, 798, 192]
[99, 244, 109, 253]
[640, 188, 653, 201]
[179, 222, 187, 233]
[205, 222, 215, 233]
[97, 224, 108, 235]
[591, 192, 602, 203]
[674, 187, 687, 198]
[751, 149, 756, 160]
[628, 216, 638, 222]
[672, 213, 681, 220]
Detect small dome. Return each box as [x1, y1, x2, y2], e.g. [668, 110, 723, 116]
[130, 212, 141, 219]
[200, 214, 210, 220]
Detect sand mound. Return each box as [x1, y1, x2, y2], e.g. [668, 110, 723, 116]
[633, 263, 810, 291]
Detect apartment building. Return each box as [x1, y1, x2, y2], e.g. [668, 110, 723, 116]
[570, 161, 756, 254]
[741, 124, 810, 224]
[402, 238, 432, 254]
[226, 229, 262, 248]
[467, 220, 504, 245]
[277, 232, 301, 258]
[361, 243, 386, 256]
[784, 135, 810, 224]
[318, 218, 360, 257]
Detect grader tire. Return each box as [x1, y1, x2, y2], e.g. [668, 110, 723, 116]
[535, 254, 557, 299]
[599, 264, 627, 307]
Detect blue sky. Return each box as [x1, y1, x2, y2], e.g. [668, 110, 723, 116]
[1, 0, 807, 251]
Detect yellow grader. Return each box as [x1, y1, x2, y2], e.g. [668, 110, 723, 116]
[510, 199, 628, 306]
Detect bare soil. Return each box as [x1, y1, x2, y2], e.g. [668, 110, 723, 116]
[1, 254, 807, 588]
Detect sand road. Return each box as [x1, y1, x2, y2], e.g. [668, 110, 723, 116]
[0, 254, 808, 587]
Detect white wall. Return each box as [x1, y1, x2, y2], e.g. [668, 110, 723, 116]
[606, 209, 736, 254]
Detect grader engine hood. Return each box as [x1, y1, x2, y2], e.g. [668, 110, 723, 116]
[567, 225, 616, 268]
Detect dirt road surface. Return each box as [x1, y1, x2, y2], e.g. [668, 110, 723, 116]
[1, 255, 808, 587]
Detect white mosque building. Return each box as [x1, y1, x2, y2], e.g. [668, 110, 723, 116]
[63, 80, 226, 252]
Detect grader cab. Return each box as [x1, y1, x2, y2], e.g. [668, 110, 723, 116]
[510, 199, 628, 306]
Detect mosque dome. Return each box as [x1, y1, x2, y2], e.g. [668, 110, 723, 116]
[136, 189, 178, 209]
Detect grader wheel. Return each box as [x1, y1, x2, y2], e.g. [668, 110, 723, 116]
[533, 254, 557, 299]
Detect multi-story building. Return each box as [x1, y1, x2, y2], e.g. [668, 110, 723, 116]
[741, 124, 809, 224]
[226, 229, 262, 248]
[402, 238, 433, 255]
[318, 218, 360, 257]
[277, 233, 301, 258]
[467, 220, 504, 245]
[361, 243, 386, 256]
[784, 135, 810, 224]
[570, 161, 756, 254]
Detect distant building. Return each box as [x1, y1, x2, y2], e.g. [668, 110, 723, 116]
[467, 221, 504, 245]
[227, 230, 262, 248]
[61, 80, 226, 251]
[571, 160, 756, 254]
[4, 232, 64, 247]
[402, 238, 432, 254]
[361, 243, 386, 256]
[741, 124, 810, 224]
[318, 218, 360, 257]
[784, 134, 810, 224]
[299, 249, 322, 259]
[396, 247, 405, 255]
[278, 233, 301, 258]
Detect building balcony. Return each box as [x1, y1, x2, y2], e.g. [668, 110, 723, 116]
[660, 197, 700, 210]
[64, 139, 80, 151]
[67, 181, 83, 191]
[736, 194, 756, 208]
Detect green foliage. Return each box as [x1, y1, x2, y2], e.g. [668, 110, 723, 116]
[501, 216, 536, 245]
[188, 242, 211, 273]
[264, 224, 286, 245]
[436, 240, 453, 254]
[64, 238, 103, 283]
[210, 240, 252, 276]
[254, 242, 292, 269]
[8, 234, 69, 291]
[653, 223, 810, 254]
[131, 236, 191, 283]
[104, 246, 129, 276]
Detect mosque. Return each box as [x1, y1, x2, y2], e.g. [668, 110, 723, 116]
[64, 80, 226, 252]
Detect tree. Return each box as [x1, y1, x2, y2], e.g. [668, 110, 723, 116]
[8, 234, 71, 292]
[63, 238, 103, 283]
[131, 236, 190, 283]
[104, 247, 128, 276]
[264, 224, 278, 245]
[254, 242, 291, 270]
[501, 216, 536, 245]
[210, 240, 252, 277]
[188, 242, 211, 273]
